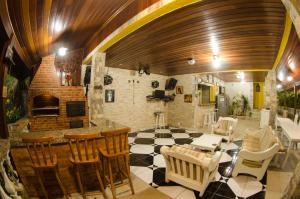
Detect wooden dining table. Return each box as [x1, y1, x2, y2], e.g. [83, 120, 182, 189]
[276, 117, 300, 168]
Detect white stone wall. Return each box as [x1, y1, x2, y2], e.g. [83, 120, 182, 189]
[103, 67, 168, 132]
[224, 82, 254, 109]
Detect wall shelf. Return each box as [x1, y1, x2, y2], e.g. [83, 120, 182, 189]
[32, 114, 59, 118]
[32, 106, 59, 111]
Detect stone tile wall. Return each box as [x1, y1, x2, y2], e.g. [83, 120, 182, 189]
[264, 70, 277, 127]
[102, 67, 168, 132]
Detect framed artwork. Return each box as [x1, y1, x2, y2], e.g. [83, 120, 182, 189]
[184, 94, 192, 103]
[176, 86, 183, 94]
[105, 89, 115, 103]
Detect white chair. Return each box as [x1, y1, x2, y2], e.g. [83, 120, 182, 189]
[203, 112, 211, 128]
[294, 113, 299, 124]
[232, 126, 279, 180]
[154, 111, 165, 129]
[161, 145, 221, 197]
[211, 117, 238, 142]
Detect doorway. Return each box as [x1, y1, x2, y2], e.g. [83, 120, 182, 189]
[253, 82, 264, 109]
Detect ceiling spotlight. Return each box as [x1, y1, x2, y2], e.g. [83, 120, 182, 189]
[277, 84, 282, 89]
[54, 20, 63, 32]
[212, 55, 221, 68]
[277, 71, 284, 81]
[187, 58, 196, 65]
[288, 59, 296, 70]
[58, 47, 68, 56]
[236, 72, 245, 80]
[287, 75, 293, 81]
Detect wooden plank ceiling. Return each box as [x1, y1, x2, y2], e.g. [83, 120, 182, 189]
[213, 71, 268, 82]
[6, 0, 159, 66]
[106, 0, 286, 76]
[276, 26, 300, 88]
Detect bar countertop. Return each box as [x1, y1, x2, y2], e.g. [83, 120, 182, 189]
[10, 118, 130, 147]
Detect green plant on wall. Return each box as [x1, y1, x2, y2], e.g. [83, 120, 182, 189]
[4, 75, 30, 123]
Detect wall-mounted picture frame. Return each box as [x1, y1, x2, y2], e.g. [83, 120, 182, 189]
[105, 89, 115, 103]
[184, 94, 192, 103]
[176, 86, 183, 94]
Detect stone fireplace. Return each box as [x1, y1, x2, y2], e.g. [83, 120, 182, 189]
[28, 55, 88, 131]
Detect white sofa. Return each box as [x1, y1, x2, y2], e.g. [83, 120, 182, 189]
[161, 145, 221, 196]
[232, 126, 280, 180]
[211, 117, 238, 142]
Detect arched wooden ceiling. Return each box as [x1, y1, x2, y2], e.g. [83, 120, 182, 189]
[276, 26, 300, 88]
[6, 0, 159, 66]
[106, 0, 286, 76]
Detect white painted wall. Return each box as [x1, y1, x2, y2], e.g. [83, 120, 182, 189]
[224, 82, 253, 109]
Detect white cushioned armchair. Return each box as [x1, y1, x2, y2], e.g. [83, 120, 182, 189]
[212, 117, 238, 142]
[232, 126, 279, 180]
[161, 145, 221, 196]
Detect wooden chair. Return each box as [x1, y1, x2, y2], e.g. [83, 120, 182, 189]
[64, 133, 107, 199]
[22, 135, 69, 199]
[98, 128, 134, 199]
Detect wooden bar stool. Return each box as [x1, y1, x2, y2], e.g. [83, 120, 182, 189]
[98, 128, 134, 199]
[22, 135, 69, 199]
[64, 133, 107, 199]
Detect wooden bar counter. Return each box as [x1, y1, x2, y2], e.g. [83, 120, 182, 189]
[10, 119, 130, 198]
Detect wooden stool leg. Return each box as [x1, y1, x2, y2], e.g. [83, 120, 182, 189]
[124, 155, 135, 195]
[108, 160, 117, 199]
[116, 158, 123, 184]
[54, 168, 69, 199]
[35, 170, 48, 199]
[75, 165, 86, 199]
[95, 164, 108, 199]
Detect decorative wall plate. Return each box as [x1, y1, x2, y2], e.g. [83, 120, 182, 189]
[151, 81, 159, 88]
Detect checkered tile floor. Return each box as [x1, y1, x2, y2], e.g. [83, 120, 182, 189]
[128, 127, 266, 199]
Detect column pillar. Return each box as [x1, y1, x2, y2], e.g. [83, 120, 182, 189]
[88, 52, 105, 121]
[264, 70, 277, 127]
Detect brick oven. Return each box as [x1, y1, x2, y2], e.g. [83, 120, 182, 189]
[28, 55, 88, 131]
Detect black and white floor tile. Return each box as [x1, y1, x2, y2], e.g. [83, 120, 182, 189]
[129, 127, 266, 199]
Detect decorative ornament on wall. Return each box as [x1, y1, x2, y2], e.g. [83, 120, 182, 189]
[184, 94, 192, 103]
[104, 75, 113, 85]
[105, 89, 115, 103]
[176, 86, 183, 94]
[138, 63, 151, 76]
[151, 81, 159, 88]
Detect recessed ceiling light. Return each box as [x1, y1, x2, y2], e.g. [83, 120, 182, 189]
[236, 72, 245, 80]
[277, 84, 282, 89]
[288, 59, 296, 70]
[287, 75, 293, 81]
[277, 71, 284, 81]
[212, 55, 221, 68]
[58, 47, 68, 56]
[187, 58, 196, 65]
[54, 20, 63, 32]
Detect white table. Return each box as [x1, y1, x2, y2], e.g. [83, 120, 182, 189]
[190, 134, 222, 152]
[276, 117, 300, 168]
